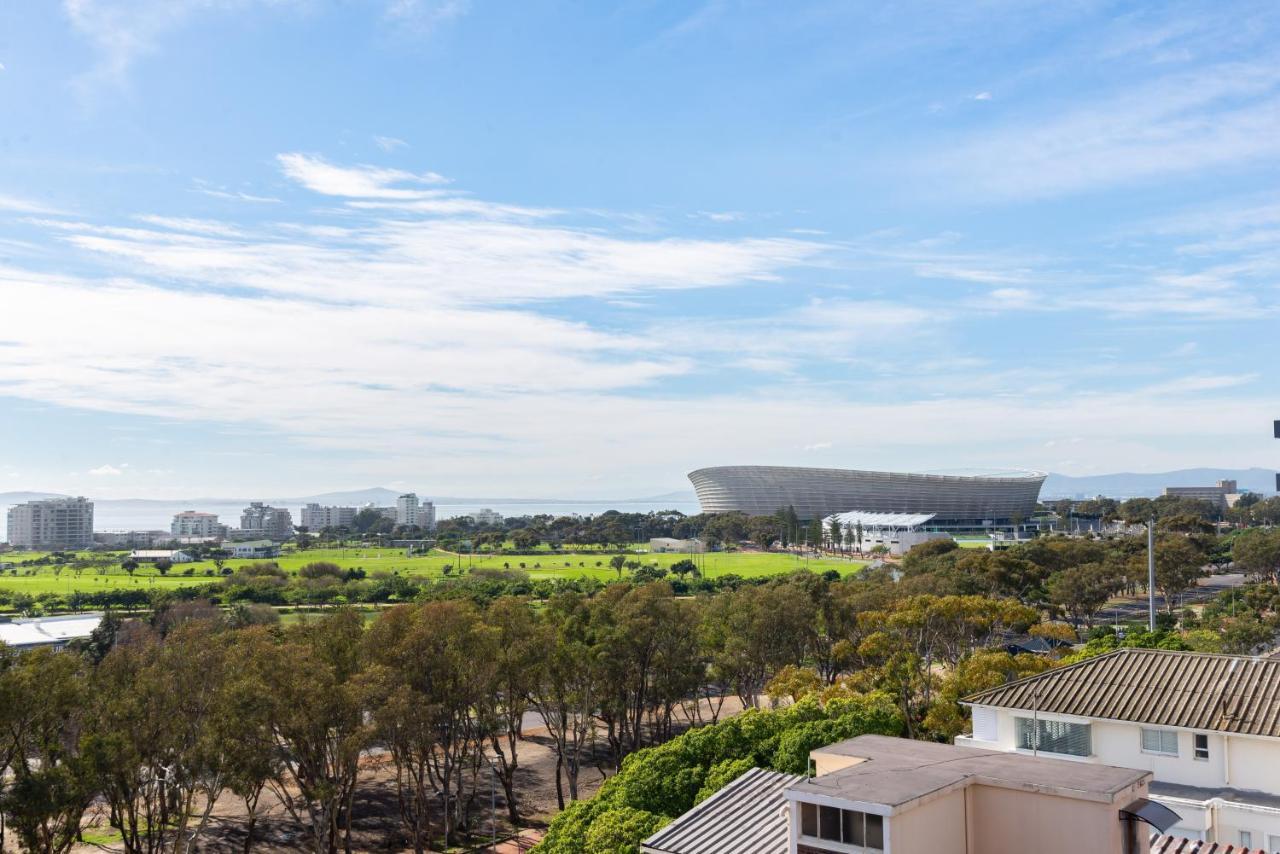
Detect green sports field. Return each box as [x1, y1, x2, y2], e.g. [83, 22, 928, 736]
[0, 546, 867, 604]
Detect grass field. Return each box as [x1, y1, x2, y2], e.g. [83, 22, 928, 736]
[0, 546, 867, 603]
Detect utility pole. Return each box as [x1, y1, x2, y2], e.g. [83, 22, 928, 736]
[1148, 516, 1156, 632]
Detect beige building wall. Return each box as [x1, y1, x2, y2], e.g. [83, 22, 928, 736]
[965, 783, 1149, 854]
[888, 788, 967, 854]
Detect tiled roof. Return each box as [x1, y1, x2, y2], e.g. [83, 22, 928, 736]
[1151, 834, 1271, 853]
[641, 767, 800, 854]
[964, 648, 1280, 738]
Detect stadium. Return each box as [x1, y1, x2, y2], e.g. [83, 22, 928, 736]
[687, 466, 1046, 530]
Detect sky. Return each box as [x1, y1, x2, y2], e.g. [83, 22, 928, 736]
[0, 0, 1278, 500]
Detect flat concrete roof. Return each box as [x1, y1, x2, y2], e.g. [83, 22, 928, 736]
[789, 735, 1149, 813]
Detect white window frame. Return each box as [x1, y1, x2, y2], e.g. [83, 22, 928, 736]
[1015, 715, 1093, 758]
[1141, 727, 1179, 757]
[1239, 830, 1252, 848]
[1193, 733, 1209, 761]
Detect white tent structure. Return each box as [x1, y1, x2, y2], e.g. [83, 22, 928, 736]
[823, 511, 952, 556]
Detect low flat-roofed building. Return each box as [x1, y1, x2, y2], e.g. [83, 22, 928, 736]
[0, 612, 103, 650]
[224, 540, 280, 559]
[128, 549, 194, 563]
[649, 537, 706, 553]
[643, 734, 1165, 854]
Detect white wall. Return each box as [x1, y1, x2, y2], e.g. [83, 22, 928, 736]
[961, 705, 1280, 850]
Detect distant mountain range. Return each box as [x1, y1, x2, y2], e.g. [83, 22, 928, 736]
[1040, 468, 1276, 499]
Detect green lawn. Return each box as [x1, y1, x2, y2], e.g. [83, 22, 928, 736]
[0, 546, 866, 604]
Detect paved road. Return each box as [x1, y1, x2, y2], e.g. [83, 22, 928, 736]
[1100, 572, 1247, 626]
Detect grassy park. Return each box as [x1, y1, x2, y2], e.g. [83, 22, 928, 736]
[0, 545, 867, 606]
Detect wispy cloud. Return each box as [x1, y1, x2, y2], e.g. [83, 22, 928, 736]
[0, 193, 65, 215]
[374, 135, 409, 151]
[925, 62, 1280, 200]
[88, 464, 124, 476]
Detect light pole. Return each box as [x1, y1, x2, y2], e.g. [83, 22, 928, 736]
[1147, 516, 1156, 632]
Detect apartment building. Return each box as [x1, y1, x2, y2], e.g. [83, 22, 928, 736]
[299, 503, 357, 530]
[171, 511, 221, 538]
[642, 734, 1166, 854]
[395, 493, 436, 530]
[5, 497, 94, 548]
[959, 648, 1280, 850]
[471, 507, 503, 526]
[1162, 481, 1243, 512]
[238, 502, 293, 540]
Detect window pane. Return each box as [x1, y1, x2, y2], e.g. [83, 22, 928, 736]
[1162, 730, 1178, 754]
[800, 802, 817, 837]
[1142, 728, 1160, 752]
[842, 809, 864, 846]
[1194, 734, 1209, 760]
[866, 813, 885, 850]
[1016, 717, 1036, 750]
[819, 805, 841, 841]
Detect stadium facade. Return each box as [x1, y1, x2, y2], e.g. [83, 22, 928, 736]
[688, 465, 1045, 529]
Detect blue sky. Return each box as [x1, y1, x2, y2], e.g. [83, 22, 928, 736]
[1, 0, 1278, 499]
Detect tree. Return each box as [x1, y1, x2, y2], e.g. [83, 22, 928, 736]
[0, 647, 96, 854]
[669, 558, 697, 579]
[1046, 562, 1121, 630]
[121, 558, 138, 577]
[261, 610, 372, 854]
[154, 558, 173, 576]
[480, 597, 541, 824]
[828, 518, 843, 554]
[1146, 535, 1208, 613]
[1233, 528, 1280, 583]
[609, 554, 627, 578]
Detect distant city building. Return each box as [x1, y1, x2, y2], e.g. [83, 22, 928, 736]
[649, 537, 706, 553]
[223, 540, 280, 559]
[362, 504, 398, 521]
[300, 503, 358, 529]
[0, 613, 103, 650]
[470, 507, 504, 526]
[239, 502, 293, 540]
[1162, 480, 1243, 511]
[395, 493, 436, 530]
[171, 511, 221, 538]
[94, 530, 169, 547]
[5, 497, 94, 548]
[129, 549, 194, 564]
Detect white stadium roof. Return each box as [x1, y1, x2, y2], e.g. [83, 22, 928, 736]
[0, 613, 103, 649]
[824, 511, 936, 529]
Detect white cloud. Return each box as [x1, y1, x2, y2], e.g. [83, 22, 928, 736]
[88, 464, 123, 476]
[0, 193, 64, 215]
[972, 91, 992, 101]
[802, 442, 832, 451]
[277, 153, 449, 198]
[374, 135, 409, 151]
[926, 62, 1280, 199]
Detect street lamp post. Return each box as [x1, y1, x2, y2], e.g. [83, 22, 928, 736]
[1147, 517, 1156, 632]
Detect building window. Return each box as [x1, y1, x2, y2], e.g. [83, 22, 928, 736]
[1016, 717, 1092, 757]
[1141, 728, 1179, 756]
[1239, 830, 1252, 847]
[797, 801, 884, 851]
[1194, 733, 1209, 761]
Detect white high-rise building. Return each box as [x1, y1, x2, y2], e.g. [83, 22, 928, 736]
[299, 503, 357, 529]
[6, 497, 94, 548]
[471, 507, 504, 526]
[239, 502, 293, 540]
[171, 511, 221, 538]
[395, 493, 436, 531]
